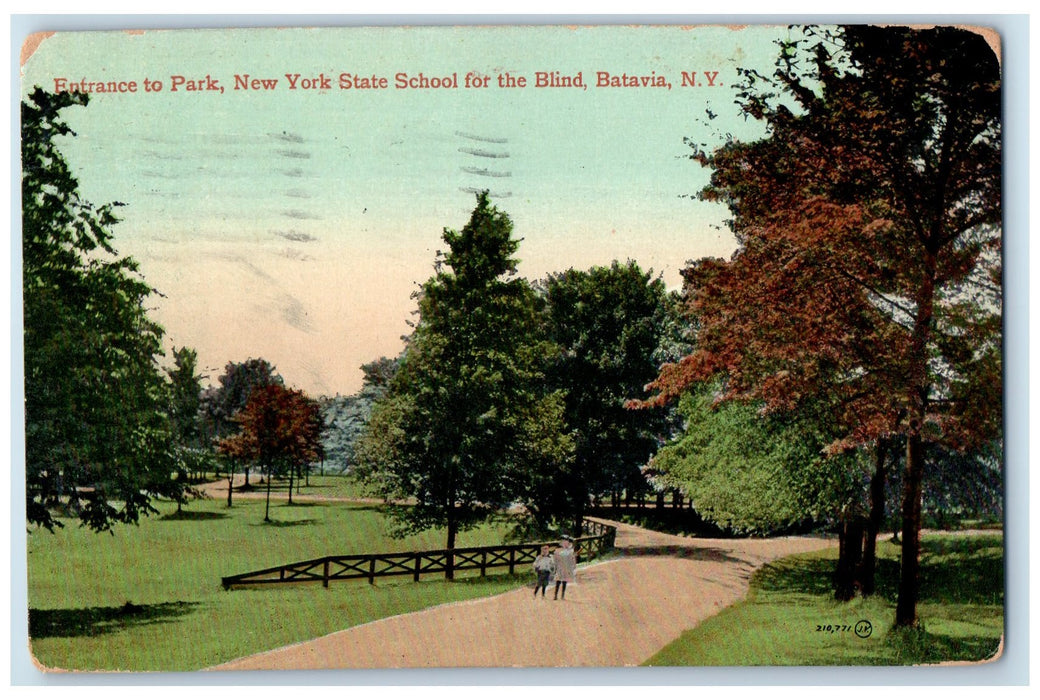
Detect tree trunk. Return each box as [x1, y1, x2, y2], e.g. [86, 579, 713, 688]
[264, 461, 273, 522]
[287, 461, 295, 504]
[226, 467, 234, 508]
[571, 479, 586, 540]
[860, 438, 890, 596]
[896, 431, 926, 626]
[834, 515, 866, 601]
[895, 250, 936, 628]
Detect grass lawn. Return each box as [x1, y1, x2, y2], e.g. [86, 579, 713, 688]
[645, 533, 1004, 666]
[201, 471, 373, 502]
[26, 496, 524, 672]
[257, 472, 374, 501]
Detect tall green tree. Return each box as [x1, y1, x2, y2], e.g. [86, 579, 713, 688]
[165, 346, 208, 510]
[354, 193, 571, 576]
[23, 87, 185, 533]
[644, 26, 1001, 627]
[167, 347, 203, 448]
[538, 261, 669, 532]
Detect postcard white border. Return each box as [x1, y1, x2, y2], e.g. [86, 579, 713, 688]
[6, 11, 1031, 689]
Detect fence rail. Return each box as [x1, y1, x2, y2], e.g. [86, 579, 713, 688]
[222, 518, 616, 590]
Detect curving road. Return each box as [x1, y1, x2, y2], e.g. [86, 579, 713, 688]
[207, 518, 833, 670]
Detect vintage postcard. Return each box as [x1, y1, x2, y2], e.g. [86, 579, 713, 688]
[16, 20, 1012, 680]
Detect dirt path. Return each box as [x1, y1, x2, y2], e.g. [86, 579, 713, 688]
[195, 476, 387, 504]
[207, 519, 834, 670]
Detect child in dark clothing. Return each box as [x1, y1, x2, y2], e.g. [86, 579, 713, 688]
[532, 545, 554, 597]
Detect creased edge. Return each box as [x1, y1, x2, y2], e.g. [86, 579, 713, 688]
[20, 31, 54, 68]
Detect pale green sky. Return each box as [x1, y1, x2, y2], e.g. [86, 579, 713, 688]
[21, 25, 791, 395]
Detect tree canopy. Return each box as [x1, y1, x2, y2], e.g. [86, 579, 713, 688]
[354, 193, 572, 567]
[536, 261, 670, 531]
[217, 384, 323, 521]
[642, 26, 1001, 626]
[162, 346, 210, 510]
[199, 358, 284, 445]
[318, 356, 399, 473]
[649, 383, 868, 535]
[23, 87, 186, 533]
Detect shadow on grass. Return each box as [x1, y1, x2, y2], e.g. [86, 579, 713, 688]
[753, 555, 837, 597]
[160, 510, 228, 521]
[253, 518, 318, 528]
[29, 601, 199, 639]
[886, 625, 1002, 664]
[294, 481, 357, 491]
[342, 503, 389, 514]
[616, 544, 749, 566]
[751, 536, 1003, 608]
[448, 571, 528, 586]
[589, 506, 737, 538]
[869, 539, 1003, 606]
[280, 501, 327, 509]
[919, 537, 1004, 606]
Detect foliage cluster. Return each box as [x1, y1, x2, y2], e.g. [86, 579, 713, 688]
[217, 383, 324, 519]
[650, 386, 868, 534]
[638, 25, 1002, 626]
[354, 194, 673, 550]
[317, 357, 397, 473]
[23, 88, 189, 532]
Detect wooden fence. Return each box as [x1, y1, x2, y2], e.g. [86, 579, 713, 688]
[222, 518, 616, 590]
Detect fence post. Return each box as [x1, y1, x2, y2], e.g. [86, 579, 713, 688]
[414, 554, 421, 582]
[480, 549, 487, 577]
[368, 557, 375, 584]
[508, 547, 516, 575]
[323, 559, 330, 588]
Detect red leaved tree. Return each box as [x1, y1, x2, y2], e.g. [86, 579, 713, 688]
[641, 26, 1001, 627]
[218, 384, 323, 521]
